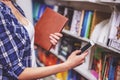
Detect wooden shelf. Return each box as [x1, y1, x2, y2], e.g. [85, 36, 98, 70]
[62, 29, 120, 54]
[32, 0, 120, 80]
[55, 0, 113, 13]
[50, 49, 97, 80]
[99, 0, 120, 4]
[62, 29, 90, 43]
[74, 66, 97, 80]
[96, 42, 120, 54]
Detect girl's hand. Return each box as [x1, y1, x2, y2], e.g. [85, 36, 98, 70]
[65, 50, 88, 69]
[49, 32, 63, 46]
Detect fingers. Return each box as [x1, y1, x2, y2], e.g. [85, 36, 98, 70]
[79, 51, 88, 58]
[72, 50, 81, 55]
[49, 33, 63, 45]
[54, 33, 63, 37]
[66, 50, 88, 69]
[71, 50, 88, 56]
[50, 33, 63, 40]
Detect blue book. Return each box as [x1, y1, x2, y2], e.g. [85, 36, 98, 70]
[80, 11, 89, 37]
[38, 4, 54, 20]
[84, 11, 93, 38]
[108, 57, 117, 80]
[73, 71, 77, 80]
[67, 70, 73, 80]
[38, 4, 46, 19]
[32, 2, 41, 22]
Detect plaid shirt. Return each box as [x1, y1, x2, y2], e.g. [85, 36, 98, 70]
[0, 2, 32, 80]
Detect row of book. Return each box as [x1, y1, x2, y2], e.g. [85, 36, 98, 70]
[91, 10, 120, 51]
[32, 1, 120, 51]
[32, 1, 120, 80]
[56, 69, 87, 80]
[32, 0, 54, 24]
[91, 47, 120, 80]
[37, 49, 87, 80]
[57, 34, 120, 80]
[32, 4, 110, 39]
[58, 34, 82, 59]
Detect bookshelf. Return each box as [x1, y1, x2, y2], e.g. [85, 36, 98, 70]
[55, 0, 113, 13]
[57, 1, 120, 80]
[44, 0, 120, 80]
[99, 0, 120, 4]
[18, 0, 120, 80]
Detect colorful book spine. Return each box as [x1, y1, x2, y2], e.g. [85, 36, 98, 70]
[107, 11, 120, 51]
[84, 11, 93, 38]
[108, 57, 117, 80]
[70, 10, 82, 35]
[78, 10, 85, 36]
[32, 2, 41, 22]
[80, 10, 89, 37]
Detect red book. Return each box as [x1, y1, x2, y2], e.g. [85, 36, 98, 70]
[34, 7, 68, 51]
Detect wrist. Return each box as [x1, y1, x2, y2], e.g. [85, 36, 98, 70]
[61, 62, 71, 71]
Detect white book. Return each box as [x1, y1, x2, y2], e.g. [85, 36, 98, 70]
[53, 5, 59, 12]
[97, 21, 111, 45]
[70, 10, 82, 35]
[90, 19, 109, 43]
[107, 11, 120, 51]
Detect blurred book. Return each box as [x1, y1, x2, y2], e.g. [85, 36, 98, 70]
[89, 10, 111, 38]
[107, 11, 120, 51]
[80, 10, 93, 38]
[35, 7, 68, 51]
[115, 60, 120, 80]
[70, 9, 82, 35]
[64, 7, 74, 30]
[58, 34, 81, 59]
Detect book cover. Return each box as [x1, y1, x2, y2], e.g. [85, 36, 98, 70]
[35, 7, 68, 51]
[78, 10, 85, 36]
[67, 70, 73, 80]
[80, 10, 93, 38]
[80, 10, 89, 37]
[90, 19, 109, 43]
[58, 35, 81, 59]
[84, 10, 93, 38]
[57, 6, 65, 15]
[58, 35, 73, 58]
[108, 57, 117, 80]
[115, 60, 120, 80]
[89, 10, 111, 37]
[97, 21, 111, 44]
[70, 10, 82, 35]
[38, 4, 54, 20]
[37, 4, 46, 20]
[64, 7, 74, 30]
[32, 2, 41, 22]
[91, 47, 103, 79]
[107, 11, 120, 51]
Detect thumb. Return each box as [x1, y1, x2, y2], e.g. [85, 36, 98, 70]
[72, 50, 81, 55]
[80, 51, 88, 58]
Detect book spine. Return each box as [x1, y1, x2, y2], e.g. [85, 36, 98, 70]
[80, 11, 89, 37]
[70, 10, 82, 35]
[85, 11, 93, 38]
[78, 10, 85, 36]
[108, 39, 120, 51]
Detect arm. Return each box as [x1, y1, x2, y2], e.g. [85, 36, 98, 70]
[19, 61, 68, 80]
[18, 50, 88, 80]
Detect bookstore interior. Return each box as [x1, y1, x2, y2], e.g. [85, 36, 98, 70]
[16, 0, 120, 80]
